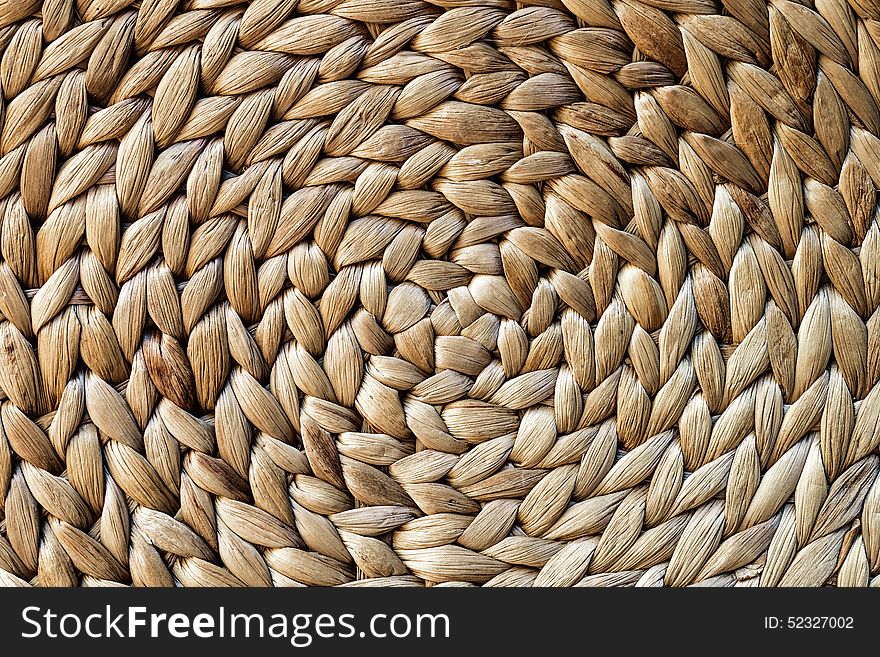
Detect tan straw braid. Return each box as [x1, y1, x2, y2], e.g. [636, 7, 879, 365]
[0, 0, 879, 588]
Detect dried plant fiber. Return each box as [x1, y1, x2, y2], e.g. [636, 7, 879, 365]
[0, 0, 879, 589]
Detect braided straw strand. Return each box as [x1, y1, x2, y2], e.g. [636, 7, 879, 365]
[0, 0, 879, 588]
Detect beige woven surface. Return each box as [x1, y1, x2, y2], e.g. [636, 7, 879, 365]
[0, 0, 879, 588]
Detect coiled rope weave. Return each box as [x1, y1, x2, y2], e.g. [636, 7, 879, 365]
[0, 0, 879, 588]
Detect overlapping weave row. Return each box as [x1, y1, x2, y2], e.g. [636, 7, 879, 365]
[0, 0, 879, 588]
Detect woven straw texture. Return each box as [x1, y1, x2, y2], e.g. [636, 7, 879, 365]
[0, 0, 879, 589]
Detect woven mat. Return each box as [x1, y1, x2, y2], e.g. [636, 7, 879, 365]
[0, 0, 878, 588]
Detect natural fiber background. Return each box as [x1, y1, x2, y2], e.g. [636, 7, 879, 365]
[0, 0, 878, 588]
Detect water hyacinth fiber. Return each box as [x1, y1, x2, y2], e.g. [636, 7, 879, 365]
[0, 0, 879, 588]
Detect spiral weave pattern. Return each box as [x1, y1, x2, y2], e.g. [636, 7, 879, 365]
[0, 0, 879, 587]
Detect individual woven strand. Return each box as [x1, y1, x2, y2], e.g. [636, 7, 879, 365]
[0, 0, 879, 589]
